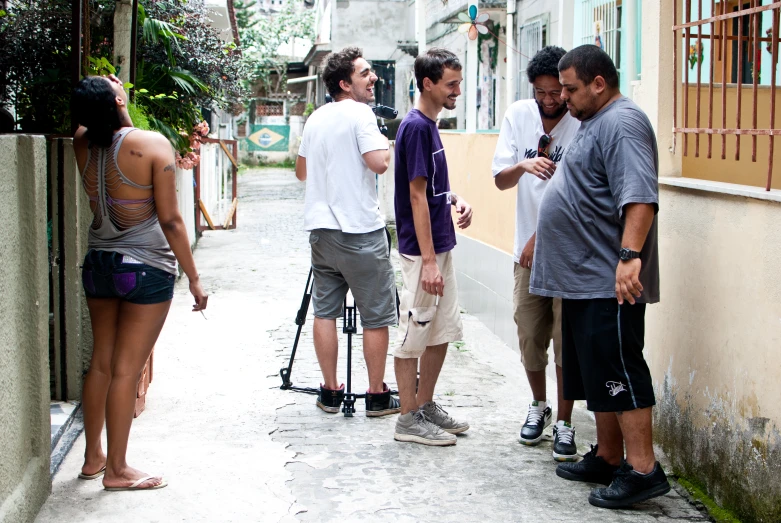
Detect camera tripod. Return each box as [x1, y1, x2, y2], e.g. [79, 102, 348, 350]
[279, 267, 399, 417]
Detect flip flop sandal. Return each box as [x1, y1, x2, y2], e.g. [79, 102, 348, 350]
[104, 476, 168, 492]
[78, 466, 106, 480]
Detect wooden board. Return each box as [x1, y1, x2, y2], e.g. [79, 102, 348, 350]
[198, 199, 215, 230]
[223, 197, 238, 229]
[219, 140, 239, 169]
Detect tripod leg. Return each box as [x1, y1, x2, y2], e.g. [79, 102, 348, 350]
[280, 268, 314, 389]
[342, 298, 357, 416]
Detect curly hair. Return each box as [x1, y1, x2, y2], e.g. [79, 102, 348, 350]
[558, 45, 619, 88]
[322, 47, 364, 98]
[415, 48, 462, 91]
[526, 46, 567, 83]
[72, 76, 122, 148]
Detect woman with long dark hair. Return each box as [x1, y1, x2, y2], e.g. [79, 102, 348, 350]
[71, 74, 208, 491]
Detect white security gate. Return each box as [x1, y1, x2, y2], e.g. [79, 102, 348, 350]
[580, 0, 621, 75]
[518, 20, 544, 100]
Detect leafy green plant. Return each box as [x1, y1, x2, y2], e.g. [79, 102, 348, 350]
[235, 0, 314, 97]
[134, 0, 248, 154]
[127, 103, 151, 131]
[0, 0, 116, 133]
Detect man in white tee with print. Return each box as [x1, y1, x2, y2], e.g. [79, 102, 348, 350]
[492, 46, 580, 460]
[295, 47, 400, 418]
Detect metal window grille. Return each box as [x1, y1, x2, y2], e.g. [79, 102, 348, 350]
[673, 0, 781, 190]
[580, 0, 622, 74]
[518, 20, 544, 100]
[372, 60, 396, 109]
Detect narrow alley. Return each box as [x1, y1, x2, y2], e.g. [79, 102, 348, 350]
[36, 170, 707, 523]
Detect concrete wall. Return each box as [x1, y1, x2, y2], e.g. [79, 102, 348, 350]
[331, 0, 412, 61]
[640, 2, 781, 518]
[50, 139, 94, 400]
[0, 135, 52, 523]
[648, 183, 781, 521]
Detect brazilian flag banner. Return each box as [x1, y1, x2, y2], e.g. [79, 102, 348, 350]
[246, 124, 290, 152]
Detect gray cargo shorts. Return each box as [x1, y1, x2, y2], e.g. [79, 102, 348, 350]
[309, 228, 397, 329]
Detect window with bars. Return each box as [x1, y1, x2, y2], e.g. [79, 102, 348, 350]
[673, 0, 781, 190]
[372, 61, 396, 109]
[518, 20, 545, 100]
[580, 0, 623, 81]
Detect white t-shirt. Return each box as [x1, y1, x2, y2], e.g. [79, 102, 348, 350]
[298, 99, 388, 233]
[491, 99, 580, 263]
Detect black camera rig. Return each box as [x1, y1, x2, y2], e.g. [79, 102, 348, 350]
[323, 94, 398, 136]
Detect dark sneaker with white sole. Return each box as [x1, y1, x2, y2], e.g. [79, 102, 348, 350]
[365, 384, 401, 417]
[556, 444, 619, 485]
[588, 460, 671, 508]
[420, 401, 469, 434]
[316, 384, 344, 413]
[520, 401, 552, 445]
[552, 420, 578, 462]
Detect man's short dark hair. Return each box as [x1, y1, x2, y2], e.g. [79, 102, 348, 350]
[558, 45, 619, 89]
[526, 46, 567, 83]
[323, 47, 364, 98]
[415, 48, 462, 92]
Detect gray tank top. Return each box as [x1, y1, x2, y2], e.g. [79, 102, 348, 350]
[82, 128, 177, 274]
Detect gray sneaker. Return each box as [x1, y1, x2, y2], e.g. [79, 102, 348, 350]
[420, 401, 470, 434]
[394, 410, 457, 446]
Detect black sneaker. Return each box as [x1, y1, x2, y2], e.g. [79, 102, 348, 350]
[588, 460, 671, 508]
[519, 401, 552, 445]
[552, 420, 578, 462]
[556, 444, 619, 485]
[316, 384, 344, 413]
[365, 383, 401, 417]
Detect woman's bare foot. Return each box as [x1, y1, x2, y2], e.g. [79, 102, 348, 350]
[102, 465, 165, 490]
[81, 452, 107, 477]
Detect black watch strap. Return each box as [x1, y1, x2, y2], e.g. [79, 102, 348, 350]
[619, 248, 641, 261]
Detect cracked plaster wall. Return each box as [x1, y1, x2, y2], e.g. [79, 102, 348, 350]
[647, 185, 781, 521]
[0, 135, 51, 523]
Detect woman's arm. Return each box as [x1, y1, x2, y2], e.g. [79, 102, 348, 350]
[149, 133, 208, 310]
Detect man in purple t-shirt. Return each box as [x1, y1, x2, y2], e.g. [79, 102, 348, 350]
[392, 48, 474, 447]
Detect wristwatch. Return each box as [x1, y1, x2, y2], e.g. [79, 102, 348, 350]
[619, 248, 641, 261]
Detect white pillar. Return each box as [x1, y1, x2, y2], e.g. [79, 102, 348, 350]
[113, 0, 133, 86]
[466, 0, 478, 133]
[506, 0, 517, 113]
[624, 0, 638, 97]
[416, 0, 426, 106]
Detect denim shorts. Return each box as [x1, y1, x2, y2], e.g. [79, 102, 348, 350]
[81, 250, 175, 305]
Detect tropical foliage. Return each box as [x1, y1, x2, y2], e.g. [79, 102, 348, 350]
[135, 0, 248, 154]
[0, 0, 115, 133]
[234, 0, 315, 97]
[0, 0, 247, 158]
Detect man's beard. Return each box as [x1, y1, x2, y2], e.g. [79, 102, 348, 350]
[536, 100, 568, 120]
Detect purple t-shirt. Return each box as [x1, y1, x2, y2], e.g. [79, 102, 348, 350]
[394, 109, 457, 256]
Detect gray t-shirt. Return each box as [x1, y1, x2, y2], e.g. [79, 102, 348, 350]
[530, 96, 660, 303]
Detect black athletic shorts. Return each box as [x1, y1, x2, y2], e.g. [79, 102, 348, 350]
[561, 298, 656, 412]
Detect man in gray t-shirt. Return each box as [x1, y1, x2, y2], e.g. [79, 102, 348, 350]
[533, 46, 670, 509]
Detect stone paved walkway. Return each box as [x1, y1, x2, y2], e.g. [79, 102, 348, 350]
[37, 169, 707, 522]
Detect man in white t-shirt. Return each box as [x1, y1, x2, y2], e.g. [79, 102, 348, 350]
[295, 47, 400, 417]
[492, 46, 580, 460]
